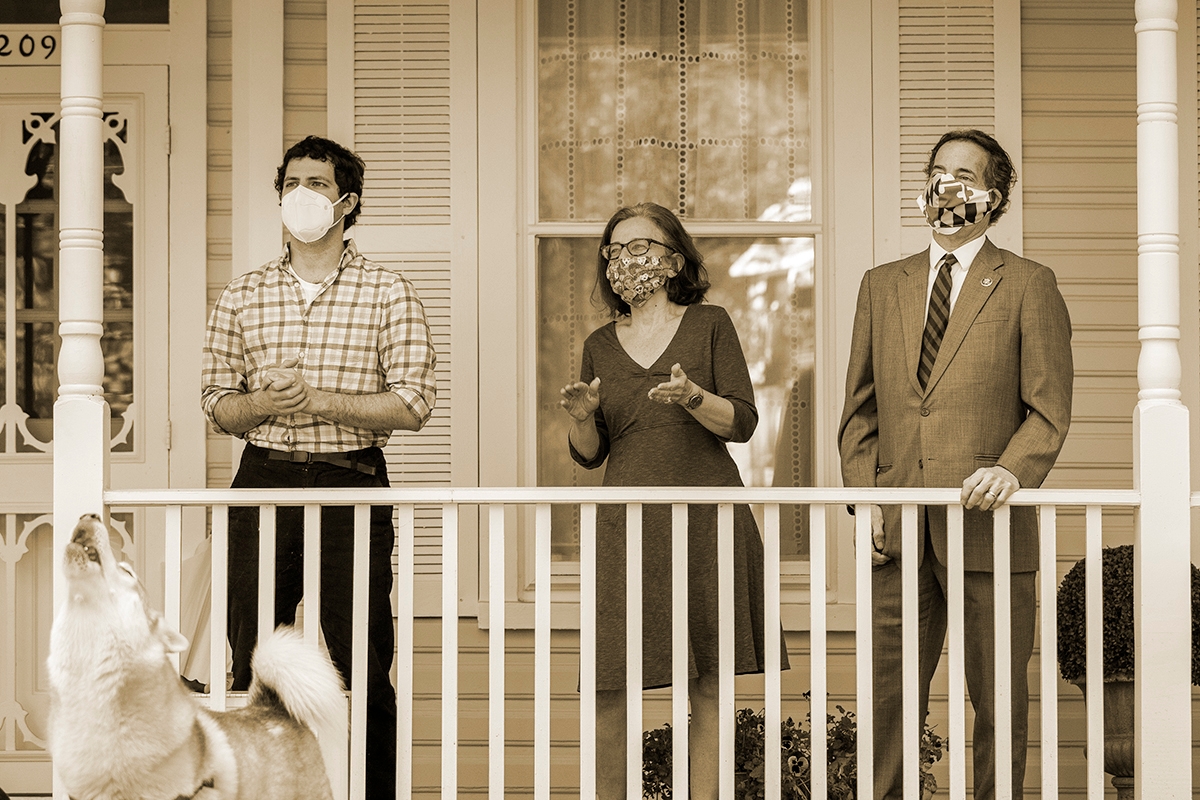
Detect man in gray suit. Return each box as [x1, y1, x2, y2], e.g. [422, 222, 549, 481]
[838, 129, 1073, 800]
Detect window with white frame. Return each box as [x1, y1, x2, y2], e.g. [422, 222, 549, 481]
[532, 0, 819, 567]
[0, 108, 136, 455]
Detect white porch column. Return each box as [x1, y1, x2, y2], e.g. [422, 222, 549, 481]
[51, 1, 109, 794]
[53, 0, 109, 581]
[1131, 2, 1191, 799]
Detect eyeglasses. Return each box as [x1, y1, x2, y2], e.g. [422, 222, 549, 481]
[599, 238, 674, 260]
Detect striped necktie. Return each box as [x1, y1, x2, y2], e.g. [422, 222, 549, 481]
[918, 253, 956, 390]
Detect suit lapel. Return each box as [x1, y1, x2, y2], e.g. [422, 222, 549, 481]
[898, 250, 932, 396]
[923, 239, 1003, 394]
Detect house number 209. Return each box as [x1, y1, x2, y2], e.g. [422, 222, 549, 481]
[0, 33, 59, 62]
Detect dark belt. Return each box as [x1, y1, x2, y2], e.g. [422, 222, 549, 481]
[265, 448, 378, 476]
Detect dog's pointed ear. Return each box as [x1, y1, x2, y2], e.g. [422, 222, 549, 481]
[151, 611, 190, 653]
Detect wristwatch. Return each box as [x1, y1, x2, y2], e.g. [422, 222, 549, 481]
[683, 388, 704, 410]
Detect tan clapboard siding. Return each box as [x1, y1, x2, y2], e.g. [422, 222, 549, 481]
[1021, 0, 1136, 502]
[377, 255, 451, 574]
[898, 0, 996, 231]
[355, 1, 453, 224]
[207, 0, 235, 489]
[352, 1, 456, 575]
[284, 0, 328, 144]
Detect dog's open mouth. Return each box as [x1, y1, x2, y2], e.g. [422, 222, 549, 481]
[67, 515, 107, 567]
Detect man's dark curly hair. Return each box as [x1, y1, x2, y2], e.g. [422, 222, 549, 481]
[924, 129, 1017, 224]
[274, 136, 365, 230]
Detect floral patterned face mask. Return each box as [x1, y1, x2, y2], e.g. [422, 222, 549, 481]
[606, 255, 676, 308]
[916, 172, 1000, 233]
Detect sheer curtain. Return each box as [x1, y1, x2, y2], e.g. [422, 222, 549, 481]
[537, 0, 809, 221]
[536, 0, 815, 559]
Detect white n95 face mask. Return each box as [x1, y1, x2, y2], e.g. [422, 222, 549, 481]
[281, 185, 347, 243]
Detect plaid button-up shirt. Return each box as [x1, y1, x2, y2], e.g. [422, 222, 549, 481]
[201, 240, 438, 452]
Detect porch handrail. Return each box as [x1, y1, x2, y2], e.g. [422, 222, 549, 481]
[104, 485, 1141, 506]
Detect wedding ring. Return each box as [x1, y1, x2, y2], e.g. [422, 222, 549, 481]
[985, 491, 997, 497]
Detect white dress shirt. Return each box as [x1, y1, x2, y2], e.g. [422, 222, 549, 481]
[926, 235, 988, 317]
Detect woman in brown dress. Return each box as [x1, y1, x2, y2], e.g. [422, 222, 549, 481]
[559, 202, 786, 799]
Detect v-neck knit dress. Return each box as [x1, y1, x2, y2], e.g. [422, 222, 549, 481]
[570, 303, 788, 690]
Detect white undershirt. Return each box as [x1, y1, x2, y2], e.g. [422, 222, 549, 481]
[926, 235, 987, 317]
[289, 267, 323, 306]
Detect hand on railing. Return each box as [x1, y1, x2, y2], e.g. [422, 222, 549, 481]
[961, 464, 1020, 511]
[852, 503, 891, 565]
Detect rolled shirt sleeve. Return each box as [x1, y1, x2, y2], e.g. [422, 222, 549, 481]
[381, 274, 438, 428]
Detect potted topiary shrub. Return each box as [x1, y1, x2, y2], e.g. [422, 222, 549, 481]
[642, 693, 945, 799]
[1056, 544, 1200, 799]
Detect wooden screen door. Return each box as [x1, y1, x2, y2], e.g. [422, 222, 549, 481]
[0, 64, 169, 792]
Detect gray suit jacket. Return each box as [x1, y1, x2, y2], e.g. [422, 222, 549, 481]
[838, 238, 1073, 572]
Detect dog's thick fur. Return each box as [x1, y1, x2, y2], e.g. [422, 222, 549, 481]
[48, 514, 345, 800]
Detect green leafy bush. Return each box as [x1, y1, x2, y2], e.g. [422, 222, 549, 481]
[1056, 544, 1200, 685]
[642, 694, 945, 799]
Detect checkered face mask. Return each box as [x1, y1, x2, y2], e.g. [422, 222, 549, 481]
[916, 173, 999, 233]
[606, 255, 675, 308]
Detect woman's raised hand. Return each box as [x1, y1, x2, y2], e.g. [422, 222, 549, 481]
[559, 376, 601, 421]
[647, 363, 691, 404]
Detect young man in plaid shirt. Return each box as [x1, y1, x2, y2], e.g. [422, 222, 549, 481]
[202, 136, 437, 800]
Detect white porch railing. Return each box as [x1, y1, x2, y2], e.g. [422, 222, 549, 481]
[93, 484, 1161, 800]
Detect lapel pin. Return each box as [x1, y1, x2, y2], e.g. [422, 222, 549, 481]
[981, 277, 993, 287]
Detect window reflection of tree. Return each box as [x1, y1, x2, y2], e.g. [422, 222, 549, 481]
[707, 234, 815, 559]
[16, 135, 58, 431]
[102, 134, 136, 421]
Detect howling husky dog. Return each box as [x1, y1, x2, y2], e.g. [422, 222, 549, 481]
[48, 513, 345, 800]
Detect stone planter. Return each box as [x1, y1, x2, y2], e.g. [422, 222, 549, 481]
[1072, 678, 1134, 800]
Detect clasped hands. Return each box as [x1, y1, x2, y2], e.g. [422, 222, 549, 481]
[862, 464, 1020, 565]
[255, 357, 314, 416]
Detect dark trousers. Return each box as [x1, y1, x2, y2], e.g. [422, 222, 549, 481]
[228, 443, 398, 800]
[871, 529, 1036, 800]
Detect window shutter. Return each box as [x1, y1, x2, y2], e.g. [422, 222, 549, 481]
[353, 1, 456, 597]
[898, 0, 996, 248]
[379, 255, 452, 578]
[355, 1, 452, 224]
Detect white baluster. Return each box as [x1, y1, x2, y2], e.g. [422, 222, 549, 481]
[396, 504, 415, 800]
[624, 503, 642, 800]
[351, 505, 371, 800]
[579, 503, 598, 800]
[440, 505, 459, 800]
[671, 504, 689, 800]
[534, 504, 551, 800]
[854, 505, 874, 800]
[901, 504, 919, 800]
[487, 505, 506, 800]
